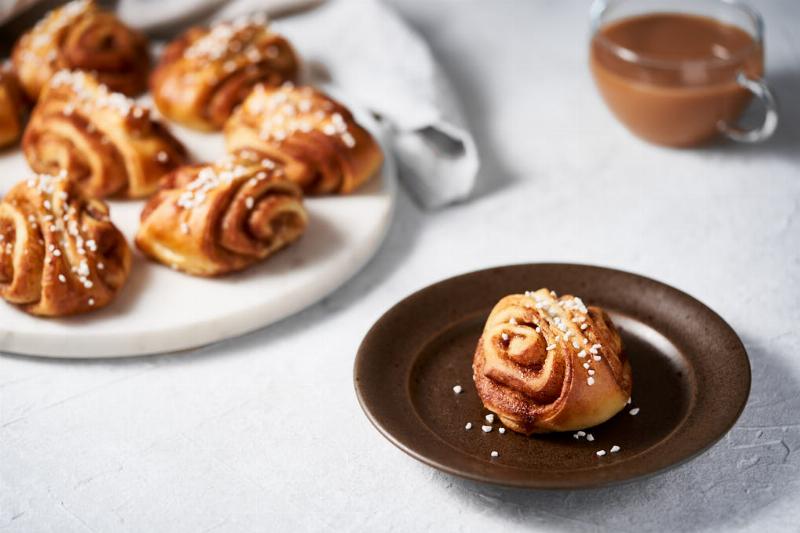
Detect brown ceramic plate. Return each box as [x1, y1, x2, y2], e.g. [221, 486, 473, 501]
[354, 264, 750, 489]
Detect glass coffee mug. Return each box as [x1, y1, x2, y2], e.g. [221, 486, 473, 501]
[590, 0, 778, 147]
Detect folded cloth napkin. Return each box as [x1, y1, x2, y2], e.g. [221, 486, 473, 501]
[272, 0, 480, 208]
[2, 0, 479, 208]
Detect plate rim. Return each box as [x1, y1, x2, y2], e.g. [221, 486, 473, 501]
[353, 262, 751, 489]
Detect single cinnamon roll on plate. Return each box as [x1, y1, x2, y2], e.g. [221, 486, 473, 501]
[225, 84, 384, 195]
[11, 0, 149, 101]
[473, 288, 632, 434]
[23, 70, 187, 199]
[0, 172, 131, 317]
[136, 153, 308, 276]
[150, 14, 299, 131]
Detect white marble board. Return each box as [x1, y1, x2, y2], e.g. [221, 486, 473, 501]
[0, 100, 397, 358]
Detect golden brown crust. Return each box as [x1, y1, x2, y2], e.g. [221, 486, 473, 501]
[135, 153, 308, 276]
[473, 289, 632, 434]
[150, 15, 299, 131]
[0, 66, 27, 148]
[11, 0, 149, 101]
[0, 172, 131, 317]
[225, 85, 383, 195]
[22, 70, 187, 199]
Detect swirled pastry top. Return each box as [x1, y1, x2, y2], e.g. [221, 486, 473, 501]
[473, 289, 632, 434]
[136, 153, 308, 277]
[150, 14, 299, 131]
[23, 70, 187, 199]
[225, 84, 383, 195]
[0, 172, 131, 316]
[0, 65, 26, 148]
[11, 0, 149, 100]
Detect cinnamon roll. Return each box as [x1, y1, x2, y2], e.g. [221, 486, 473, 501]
[150, 15, 299, 131]
[0, 65, 26, 148]
[11, 0, 149, 101]
[22, 70, 187, 199]
[0, 172, 131, 317]
[473, 289, 632, 434]
[135, 153, 308, 276]
[225, 85, 383, 195]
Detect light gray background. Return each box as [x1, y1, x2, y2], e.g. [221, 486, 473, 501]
[2, 1, 799, 531]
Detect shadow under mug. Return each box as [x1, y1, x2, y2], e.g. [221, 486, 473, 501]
[589, 0, 778, 147]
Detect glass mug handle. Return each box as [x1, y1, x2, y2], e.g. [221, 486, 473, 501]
[719, 72, 779, 143]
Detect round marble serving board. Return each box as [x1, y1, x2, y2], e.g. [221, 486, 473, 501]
[0, 99, 397, 358]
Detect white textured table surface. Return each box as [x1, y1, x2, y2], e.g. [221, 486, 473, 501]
[2, 1, 799, 531]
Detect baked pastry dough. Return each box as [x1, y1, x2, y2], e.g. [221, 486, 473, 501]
[23, 70, 187, 199]
[11, 0, 149, 100]
[0, 66, 26, 148]
[0, 172, 131, 316]
[136, 153, 308, 276]
[473, 289, 632, 434]
[150, 15, 299, 131]
[225, 84, 383, 194]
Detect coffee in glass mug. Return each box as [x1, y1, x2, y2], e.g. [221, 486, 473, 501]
[590, 0, 777, 147]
